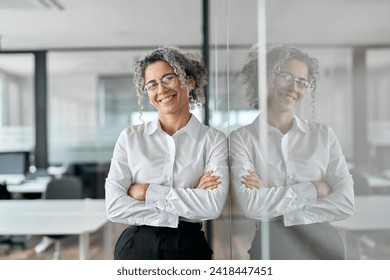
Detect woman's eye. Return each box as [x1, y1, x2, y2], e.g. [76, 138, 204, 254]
[147, 82, 157, 89]
[298, 80, 306, 86]
[163, 75, 176, 82]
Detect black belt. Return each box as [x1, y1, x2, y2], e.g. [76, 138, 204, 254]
[130, 221, 202, 232]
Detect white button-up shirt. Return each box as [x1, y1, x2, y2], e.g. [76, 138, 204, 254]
[229, 114, 354, 226]
[105, 115, 229, 228]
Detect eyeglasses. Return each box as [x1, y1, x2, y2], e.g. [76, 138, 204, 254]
[276, 72, 314, 89]
[144, 73, 178, 95]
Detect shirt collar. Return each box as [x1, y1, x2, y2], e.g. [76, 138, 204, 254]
[144, 117, 159, 136]
[252, 112, 310, 134]
[293, 115, 310, 134]
[182, 114, 201, 141]
[144, 114, 201, 140]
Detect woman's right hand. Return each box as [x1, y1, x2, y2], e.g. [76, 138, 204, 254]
[311, 181, 331, 198]
[196, 170, 220, 190]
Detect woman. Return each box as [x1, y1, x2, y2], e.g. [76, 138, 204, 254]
[230, 45, 354, 259]
[105, 46, 228, 260]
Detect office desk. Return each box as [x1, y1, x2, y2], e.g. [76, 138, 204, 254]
[6, 177, 51, 194]
[0, 199, 112, 260]
[331, 196, 390, 258]
[365, 175, 390, 194]
[332, 196, 390, 231]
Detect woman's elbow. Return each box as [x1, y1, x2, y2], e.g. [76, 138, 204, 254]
[344, 200, 355, 218]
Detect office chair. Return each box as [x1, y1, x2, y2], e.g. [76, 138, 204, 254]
[0, 182, 11, 199]
[34, 176, 83, 259]
[0, 182, 12, 254]
[352, 172, 372, 196]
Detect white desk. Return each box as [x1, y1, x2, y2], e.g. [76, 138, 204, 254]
[332, 196, 390, 231]
[331, 196, 390, 259]
[6, 177, 51, 194]
[365, 175, 390, 189]
[0, 199, 112, 260]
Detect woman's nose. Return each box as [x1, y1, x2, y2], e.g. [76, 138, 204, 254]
[156, 82, 168, 94]
[287, 79, 299, 91]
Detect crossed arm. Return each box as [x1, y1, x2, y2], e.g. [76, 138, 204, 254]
[128, 171, 221, 201]
[242, 170, 331, 198]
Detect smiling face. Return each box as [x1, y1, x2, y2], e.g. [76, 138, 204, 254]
[267, 59, 309, 114]
[144, 60, 193, 117]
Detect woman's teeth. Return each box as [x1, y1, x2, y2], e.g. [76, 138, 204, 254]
[160, 95, 175, 103]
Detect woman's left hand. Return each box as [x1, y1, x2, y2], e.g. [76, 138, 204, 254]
[196, 171, 220, 190]
[242, 170, 263, 189]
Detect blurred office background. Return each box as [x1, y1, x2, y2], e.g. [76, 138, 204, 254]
[1, 0, 390, 259]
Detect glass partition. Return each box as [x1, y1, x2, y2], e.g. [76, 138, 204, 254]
[208, 0, 259, 259]
[213, 0, 390, 261]
[0, 53, 34, 154]
[47, 51, 140, 198]
[367, 49, 390, 174]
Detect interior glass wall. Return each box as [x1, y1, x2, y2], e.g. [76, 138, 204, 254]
[47, 51, 155, 198]
[207, 0, 259, 259]
[367, 48, 390, 174]
[207, 0, 390, 260]
[0, 53, 34, 154]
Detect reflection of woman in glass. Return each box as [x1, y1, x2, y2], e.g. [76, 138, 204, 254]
[230, 45, 354, 259]
[105, 46, 228, 260]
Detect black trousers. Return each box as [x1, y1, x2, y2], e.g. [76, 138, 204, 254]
[114, 222, 213, 260]
[249, 220, 345, 260]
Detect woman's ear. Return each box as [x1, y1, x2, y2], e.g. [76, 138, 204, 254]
[188, 76, 196, 91]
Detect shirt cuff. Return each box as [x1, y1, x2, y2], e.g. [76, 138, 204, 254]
[145, 183, 170, 207]
[290, 182, 317, 204]
[283, 182, 317, 226]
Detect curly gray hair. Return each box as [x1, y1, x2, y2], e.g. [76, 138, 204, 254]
[133, 46, 207, 114]
[242, 45, 319, 116]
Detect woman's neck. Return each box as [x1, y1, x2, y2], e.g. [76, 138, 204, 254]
[159, 112, 191, 136]
[266, 110, 294, 134]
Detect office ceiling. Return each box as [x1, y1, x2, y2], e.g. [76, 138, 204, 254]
[1, 0, 390, 51]
[1, 0, 390, 76]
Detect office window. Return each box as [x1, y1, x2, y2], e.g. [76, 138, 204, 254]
[0, 53, 34, 153]
[367, 49, 390, 171]
[98, 75, 157, 127]
[47, 51, 140, 165]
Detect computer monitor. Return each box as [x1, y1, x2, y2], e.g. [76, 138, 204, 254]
[0, 151, 30, 184]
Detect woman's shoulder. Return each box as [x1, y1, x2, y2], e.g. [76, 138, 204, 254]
[200, 123, 227, 140]
[121, 121, 151, 136]
[228, 123, 254, 143]
[306, 120, 328, 129]
[301, 118, 335, 137]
